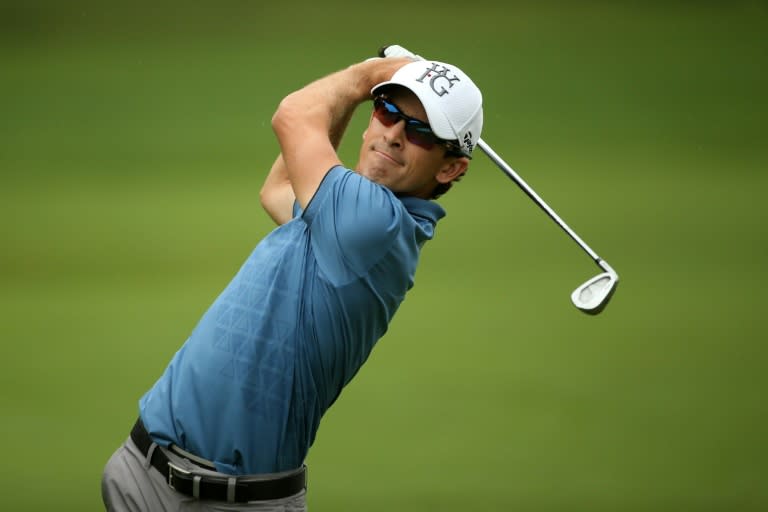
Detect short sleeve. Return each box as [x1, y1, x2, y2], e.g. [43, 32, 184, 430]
[302, 166, 404, 284]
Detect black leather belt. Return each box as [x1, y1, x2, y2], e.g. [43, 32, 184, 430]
[130, 418, 306, 502]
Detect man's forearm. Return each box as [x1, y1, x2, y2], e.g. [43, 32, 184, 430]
[271, 57, 411, 210]
[260, 62, 371, 226]
[259, 84, 354, 226]
[277, 58, 412, 147]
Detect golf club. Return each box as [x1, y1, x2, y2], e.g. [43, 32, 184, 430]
[477, 140, 618, 314]
[378, 45, 619, 314]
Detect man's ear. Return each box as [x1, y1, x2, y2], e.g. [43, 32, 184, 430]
[436, 157, 469, 184]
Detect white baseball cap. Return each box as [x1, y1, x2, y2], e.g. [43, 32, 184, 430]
[371, 60, 483, 157]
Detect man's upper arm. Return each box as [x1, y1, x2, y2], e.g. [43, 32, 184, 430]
[272, 101, 342, 211]
[260, 155, 297, 226]
[259, 179, 295, 226]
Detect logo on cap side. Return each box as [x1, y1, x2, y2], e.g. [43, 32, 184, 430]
[415, 63, 461, 97]
[463, 131, 474, 153]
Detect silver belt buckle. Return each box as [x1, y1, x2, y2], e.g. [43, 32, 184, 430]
[167, 461, 191, 491]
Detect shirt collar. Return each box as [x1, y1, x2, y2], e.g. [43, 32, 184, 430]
[399, 196, 446, 224]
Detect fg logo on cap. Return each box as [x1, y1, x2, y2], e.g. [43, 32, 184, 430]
[415, 63, 461, 97]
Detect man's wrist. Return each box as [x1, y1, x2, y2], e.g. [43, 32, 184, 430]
[347, 57, 413, 102]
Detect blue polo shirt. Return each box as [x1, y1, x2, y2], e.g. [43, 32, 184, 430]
[138, 165, 445, 475]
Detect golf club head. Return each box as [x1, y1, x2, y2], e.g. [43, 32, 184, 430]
[571, 271, 619, 315]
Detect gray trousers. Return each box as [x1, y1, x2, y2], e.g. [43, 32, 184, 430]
[101, 437, 307, 512]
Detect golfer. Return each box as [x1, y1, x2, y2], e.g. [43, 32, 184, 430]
[102, 53, 484, 511]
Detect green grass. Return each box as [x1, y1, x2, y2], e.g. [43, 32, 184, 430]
[1, 1, 767, 510]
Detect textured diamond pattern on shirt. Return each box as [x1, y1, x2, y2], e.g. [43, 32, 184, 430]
[138, 166, 445, 475]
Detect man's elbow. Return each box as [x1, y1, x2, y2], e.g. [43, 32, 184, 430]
[258, 183, 271, 212]
[271, 94, 302, 138]
[259, 185, 292, 226]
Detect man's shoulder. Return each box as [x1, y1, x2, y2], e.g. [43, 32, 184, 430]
[308, 165, 402, 222]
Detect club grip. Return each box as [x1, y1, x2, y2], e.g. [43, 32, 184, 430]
[377, 45, 421, 60]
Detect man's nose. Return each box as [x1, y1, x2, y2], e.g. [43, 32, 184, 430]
[383, 119, 406, 146]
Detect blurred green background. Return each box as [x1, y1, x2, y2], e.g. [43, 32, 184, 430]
[2, 1, 767, 510]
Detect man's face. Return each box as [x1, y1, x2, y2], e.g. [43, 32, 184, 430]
[356, 89, 466, 199]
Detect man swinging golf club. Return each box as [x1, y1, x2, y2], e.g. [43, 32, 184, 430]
[101, 52, 483, 511]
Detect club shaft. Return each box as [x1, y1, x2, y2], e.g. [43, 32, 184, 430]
[477, 138, 604, 267]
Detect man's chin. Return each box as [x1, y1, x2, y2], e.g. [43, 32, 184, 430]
[358, 167, 387, 184]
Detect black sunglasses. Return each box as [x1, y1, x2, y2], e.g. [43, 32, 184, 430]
[372, 96, 463, 155]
